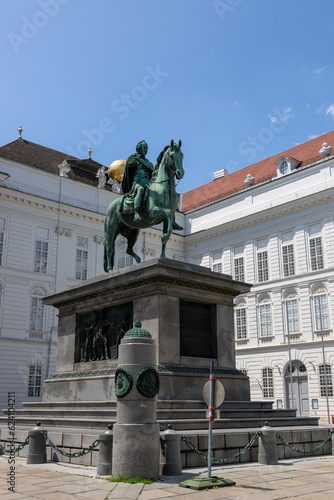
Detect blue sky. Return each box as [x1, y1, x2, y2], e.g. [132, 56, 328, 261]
[1, 0, 334, 192]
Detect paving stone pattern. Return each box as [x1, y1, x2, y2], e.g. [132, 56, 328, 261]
[1, 455, 334, 499]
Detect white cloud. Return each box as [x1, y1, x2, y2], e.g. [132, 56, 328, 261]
[313, 66, 327, 75]
[326, 104, 334, 118]
[268, 105, 294, 125]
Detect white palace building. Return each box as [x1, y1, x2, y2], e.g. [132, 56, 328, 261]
[1, 128, 334, 421]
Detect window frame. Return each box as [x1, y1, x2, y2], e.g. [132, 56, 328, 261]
[213, 261, 222, 273]
[319, 364, 333, 397]
[286, 297, 300, 334]
[312, 289, 330, 332]
[282, 243, 295, 277]
[28, 364, 42, 398]
[309, 236, 324, 271]
[75, 236, 89, 280]
[259, 302, 272, 337]
[30, 296, 44, 332]
[235, 301, 247, 340]
[262, 367, 274, 398]
[257, 250, 269, 282]
[34, 240, 49, 274]
[234, 256, 244, 282]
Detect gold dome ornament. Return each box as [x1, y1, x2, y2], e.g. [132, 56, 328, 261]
[107, 159, 126, 183]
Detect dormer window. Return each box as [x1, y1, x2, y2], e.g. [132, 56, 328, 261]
[280, 160, 288, 175]
[275, 156, 301, 178]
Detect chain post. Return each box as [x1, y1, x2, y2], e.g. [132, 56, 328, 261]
[26, 422, 47, 464]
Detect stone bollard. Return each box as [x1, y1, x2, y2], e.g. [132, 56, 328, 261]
[112, 321, 160, 480]
[160, 424, 182, 476]
[258, 421, 278, 465]
[331, 431, 334, 455]
[26, 422, 47, 464]
[97, 424, 113, 476]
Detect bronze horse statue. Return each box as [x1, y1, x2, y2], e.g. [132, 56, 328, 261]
[104, 140, 184, 272]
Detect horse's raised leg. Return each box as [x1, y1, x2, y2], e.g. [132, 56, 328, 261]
[126, 228, 141, 264]
[159, 208, 174, 257]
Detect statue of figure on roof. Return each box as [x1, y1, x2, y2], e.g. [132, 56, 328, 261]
[121, 140, 155, 222]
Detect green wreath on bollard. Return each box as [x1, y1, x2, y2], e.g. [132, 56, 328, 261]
[115, 366, 133, 398]
[136, 366, 160, 398]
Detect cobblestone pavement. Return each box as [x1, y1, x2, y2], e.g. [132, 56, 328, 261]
[1, 455, 334, 499]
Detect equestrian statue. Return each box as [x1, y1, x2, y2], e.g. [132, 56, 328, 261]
[103, 139, 184, 272]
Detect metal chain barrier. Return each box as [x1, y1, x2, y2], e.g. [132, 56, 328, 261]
[276, 429, 334, 455]
[40, 431, 100, 458]
[181, 430, 262, 465]
[0, 438, 29, 454]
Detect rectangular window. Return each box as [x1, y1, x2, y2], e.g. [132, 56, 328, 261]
[259, 304, 272, 336]
[310, 237, 323, 271]
[262, 368, 274, 398]
[257, 251, 269, 282]
[30, 297, 44, 331]
[28, 365, 42, 397]
[0, 232, 3, 265]
[234, 257, 244, 281]
[236, 308, 247, 339]
[76, 249, 88, 280]
[319, 364, 333, 397]
[213, 262, 222, 273]
[314, 294, 329, 330]
[282, 244, 295, 277]
[34, 240, 48, 273]
[286, 299, 299, 334]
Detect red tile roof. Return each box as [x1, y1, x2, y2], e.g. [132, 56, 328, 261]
[181, 130, 334, 212]
[0, 138, 108, 187]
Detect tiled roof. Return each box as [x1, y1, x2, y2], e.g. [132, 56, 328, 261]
[0, 138, 107, 187]
[181, 130, 334, 212]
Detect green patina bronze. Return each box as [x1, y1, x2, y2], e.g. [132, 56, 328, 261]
[114, 366, 133, 398]
[136, 366, 160, 398]
[104, 140, 184, 272]
[124, 320, 152, 338]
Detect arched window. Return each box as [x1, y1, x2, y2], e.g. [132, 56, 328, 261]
[283, 288, 300, 334]
[29, 286, 47, 334]
[311, 283, 330, 331]
[28, 364, 42, 397]
[116, 238, 133, 270]
[234, 299, 247, 340]
[257, 293, 272, 337]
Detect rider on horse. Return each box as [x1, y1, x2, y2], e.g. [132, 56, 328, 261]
[121, 140, 155, 222]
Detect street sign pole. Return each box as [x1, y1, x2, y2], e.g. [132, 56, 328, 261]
[207, 360, 214, 478]
[180, 362, 236, 490]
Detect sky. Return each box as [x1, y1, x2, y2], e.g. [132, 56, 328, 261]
[1, 0, 334, 193]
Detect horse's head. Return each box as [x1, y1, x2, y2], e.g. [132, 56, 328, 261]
[166, 139, 184, 180]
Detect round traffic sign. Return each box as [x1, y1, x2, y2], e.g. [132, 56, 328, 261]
[203, 379, 225, 408]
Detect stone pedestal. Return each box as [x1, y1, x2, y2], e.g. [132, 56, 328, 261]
[43, 258, 251, 403]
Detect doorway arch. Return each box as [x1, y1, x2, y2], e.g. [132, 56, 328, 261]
[285, 360, 309, 416]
